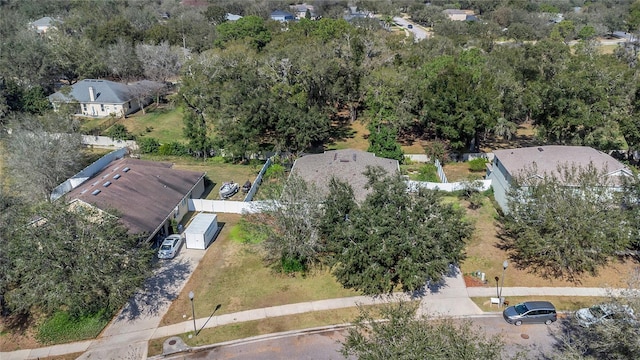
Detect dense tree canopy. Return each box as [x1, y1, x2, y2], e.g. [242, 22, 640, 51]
[342, 302, 507, 360]
[5, 114, 83, 202]
[326, 168, 473, 294]
[1, 201, 154, 317]
[499, 164, 632, 281]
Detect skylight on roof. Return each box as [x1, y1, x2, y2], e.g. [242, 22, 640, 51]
[103, 181, 111, 187]
[123, 167, 130, 172]
[91, 190, 101, 195]
[113, 174, 121, 179]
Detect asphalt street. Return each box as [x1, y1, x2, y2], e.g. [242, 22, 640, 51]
[163, 315, 559, 359]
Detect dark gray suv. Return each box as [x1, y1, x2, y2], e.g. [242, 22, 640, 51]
[503, 301, 557, 326]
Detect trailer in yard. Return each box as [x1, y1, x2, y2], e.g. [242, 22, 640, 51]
[184, 213, 218, 250]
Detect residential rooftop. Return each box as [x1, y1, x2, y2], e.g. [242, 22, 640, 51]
[291, 149, 399, 202]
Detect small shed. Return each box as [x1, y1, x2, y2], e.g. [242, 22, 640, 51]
[184, 213, 218, 250]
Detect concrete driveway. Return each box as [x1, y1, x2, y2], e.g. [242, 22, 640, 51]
[77, 244, 207, 360]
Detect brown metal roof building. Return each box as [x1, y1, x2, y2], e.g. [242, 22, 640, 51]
[291, 149, 400, 202]
[65, 158, 205, 240]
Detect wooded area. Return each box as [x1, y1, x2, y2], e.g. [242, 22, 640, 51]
[3, 0, 640, 354]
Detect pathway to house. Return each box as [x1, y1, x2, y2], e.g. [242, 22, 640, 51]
[1, 261, 622, 360]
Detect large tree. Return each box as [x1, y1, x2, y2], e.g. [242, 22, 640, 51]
[135, 42, 183, 82]
[5, 115, 83, 202]
[326, 168, 473, 295]
[1, 201, 154, 317]
[251, 173, 326, 271]
[499, 163, 632, 281]
[342, 302, 507, 360]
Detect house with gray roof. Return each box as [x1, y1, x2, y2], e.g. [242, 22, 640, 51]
[270, 10, 295, 22]
[29, 16, 62, 34]
[65, 157, 205, 243]
[487, 146, 632, 212]
[291, 149, 399, 202]
[48, 79, 163, 118]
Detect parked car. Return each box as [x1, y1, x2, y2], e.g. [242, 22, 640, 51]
[157, 234, 183, 259]
[575, 303, 636, 327]
[407, 24, 413, 29]
[503, 301, 557, 326]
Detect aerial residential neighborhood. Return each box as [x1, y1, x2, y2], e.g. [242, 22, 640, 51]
[2, 0, 640, 359]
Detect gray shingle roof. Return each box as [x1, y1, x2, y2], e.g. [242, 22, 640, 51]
[31, 16, 56, 27]
[49, 79, 158, 104]
[291, 149, 399, 202]
[493, 145, 630, 181]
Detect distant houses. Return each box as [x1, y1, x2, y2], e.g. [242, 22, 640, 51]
[442, 9, 478, 22]
[270, 10, 295, 22]
[291, 3, 317, 20]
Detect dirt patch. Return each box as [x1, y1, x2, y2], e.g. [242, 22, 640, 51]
[464, 275, 487, 287]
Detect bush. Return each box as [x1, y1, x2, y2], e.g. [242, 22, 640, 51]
[264, 163, 285, 179]
[280, 256, 306, 274]
[416, 164, 439, 182]
[138, 137, 160, 154]
[469, 192, 484, 209]
[207, 156, 227, 164]
[468, 158, 488, 172]
[158, 141, 189, 156]
[37, 310, 109, 344]
[424, 140, 450, 163]
[105, 124, 133, 140]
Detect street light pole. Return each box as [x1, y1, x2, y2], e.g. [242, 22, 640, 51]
[189, 291, 196, 336]
[499, 260, 508, 305]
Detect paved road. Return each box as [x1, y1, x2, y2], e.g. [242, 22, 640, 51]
[160, 315, 558, 359]
[393, 17, 428, 41]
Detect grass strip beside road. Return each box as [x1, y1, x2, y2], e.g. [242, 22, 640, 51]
[149, 306, 383, 356]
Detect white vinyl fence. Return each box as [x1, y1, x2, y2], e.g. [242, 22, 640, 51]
[189, 199, 265, 214]
[406, 179, 492, 193]
[82, 135, 138, 149]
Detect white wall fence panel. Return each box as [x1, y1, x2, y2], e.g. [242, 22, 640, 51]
[405, 153, 494, 163]
[244, 157, 271, 202]
[189, 199, 264, 214]
[82, 135, 138, 150]
[406, 179, 492, 193]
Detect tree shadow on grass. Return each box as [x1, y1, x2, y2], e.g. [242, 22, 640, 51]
[494, 223, 584, 285]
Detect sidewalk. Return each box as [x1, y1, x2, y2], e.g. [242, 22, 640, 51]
[1, 271, 623, 360]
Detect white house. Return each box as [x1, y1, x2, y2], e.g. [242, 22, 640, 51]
[443, 9, 477, 21]
[487, 146, 632, 212]
[48, 79, 163, 118]
[270, 10, 295, 22]
[290, 4, 317, 19]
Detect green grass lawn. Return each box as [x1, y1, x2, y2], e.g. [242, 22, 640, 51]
[160, 213, 360, 327]
[120, 106, 186, 144]
[149, 306, 374, 356]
